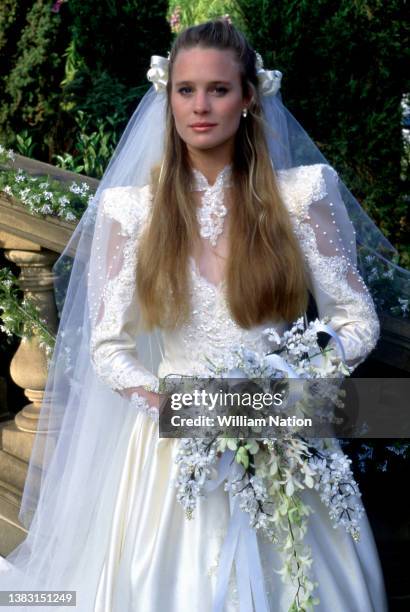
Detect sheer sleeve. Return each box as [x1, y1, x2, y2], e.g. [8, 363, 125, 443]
[88, 185, 160, 402]
[279, 163, 380, 371]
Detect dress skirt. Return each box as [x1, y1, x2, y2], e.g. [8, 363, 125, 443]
[93, 412, 388, 612]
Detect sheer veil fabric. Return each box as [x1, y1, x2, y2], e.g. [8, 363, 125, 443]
[0, 48, 403, 611]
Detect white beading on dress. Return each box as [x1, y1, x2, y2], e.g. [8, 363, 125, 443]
[48, 163, 388, 611]
[90, 162, 380, 396]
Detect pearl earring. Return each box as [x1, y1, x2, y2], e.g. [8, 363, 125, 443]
[242, 108, 248, 118]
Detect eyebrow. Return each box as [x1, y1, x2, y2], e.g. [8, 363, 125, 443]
[174, 80, 232, 86]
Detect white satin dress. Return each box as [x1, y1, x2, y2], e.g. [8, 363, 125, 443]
[87, 163, 387, 612]
[0, 163, 388, 611]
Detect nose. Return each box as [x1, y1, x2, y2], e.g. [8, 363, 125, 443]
[193, 90, 211, 114]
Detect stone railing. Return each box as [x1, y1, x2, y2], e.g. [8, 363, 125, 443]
[0, 154, 97, 553]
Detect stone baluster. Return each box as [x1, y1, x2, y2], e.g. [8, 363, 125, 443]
[3, 247, 59, 433]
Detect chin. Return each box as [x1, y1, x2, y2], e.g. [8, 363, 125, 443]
[186, 135, 232, 152]
[189, 142, 222, 151]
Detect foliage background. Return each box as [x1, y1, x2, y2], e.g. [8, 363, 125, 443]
[0, 0, 172, 170]
[237, 0, 409, 265]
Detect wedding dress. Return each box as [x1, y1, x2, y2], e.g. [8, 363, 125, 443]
[0, 162, 388, 612]
[88, 162, 387, 612]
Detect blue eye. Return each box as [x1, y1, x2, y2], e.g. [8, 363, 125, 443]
[177, 86, 229, 95]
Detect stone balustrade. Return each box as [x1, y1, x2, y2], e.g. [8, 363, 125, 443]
[0, 154, 97, 553]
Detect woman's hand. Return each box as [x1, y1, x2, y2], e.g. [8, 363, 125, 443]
[144, 390, 168, 414]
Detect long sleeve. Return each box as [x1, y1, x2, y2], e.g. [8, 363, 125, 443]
[278, 163, 380, 371]
[88, 185, 159, 396]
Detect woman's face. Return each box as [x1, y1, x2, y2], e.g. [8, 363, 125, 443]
[170, 46, 251, 157]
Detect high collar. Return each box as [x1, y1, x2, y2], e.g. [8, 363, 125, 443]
[189, 163, 233, 191]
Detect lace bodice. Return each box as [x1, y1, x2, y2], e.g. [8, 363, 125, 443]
[88, 163, 380, 398]
[157, 255, 289, 379]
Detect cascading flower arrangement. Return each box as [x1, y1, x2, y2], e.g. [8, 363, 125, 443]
[171, 316, 364, 611]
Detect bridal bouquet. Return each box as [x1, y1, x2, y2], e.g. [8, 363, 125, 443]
[172, 316, 363, 612]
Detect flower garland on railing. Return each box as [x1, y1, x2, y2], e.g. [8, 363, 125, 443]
[0, 144, 94, 365]
[0, 145, 93, 223]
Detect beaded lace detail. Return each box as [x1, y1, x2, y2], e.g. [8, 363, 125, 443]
[89, 185, 159, 397]
[159, 260, 275, 378]
[276, 163, 380, 367]
[130, 391, 159, 423]
[190, 164, 233, 247]
[296, 223, 380, 363]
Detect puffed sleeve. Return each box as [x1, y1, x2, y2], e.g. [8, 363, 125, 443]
[278, 163, 380, 371]
[88, 185, 160, 396]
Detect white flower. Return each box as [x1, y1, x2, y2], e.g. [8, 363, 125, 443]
[222, 366, 246, 378]
[69, 182, 82, 194]
[58, 195, 69, 206]
[308, 346, 340, 375]
[19, 187, 31, 197]
[300, 462, 316, 488]
[262, 327, 281, 346]
[280, 468, 305, 496]
[40, 204, 53, 215]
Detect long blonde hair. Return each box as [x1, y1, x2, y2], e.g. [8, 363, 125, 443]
[137, 19, 309, 331]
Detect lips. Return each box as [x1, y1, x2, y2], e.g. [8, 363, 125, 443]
[190, 123, 217, 133]
[190, 123, 217, 127]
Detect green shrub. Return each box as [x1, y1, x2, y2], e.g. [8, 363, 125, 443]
[0, 0, 71, 158]
[236, 0, 409, 266]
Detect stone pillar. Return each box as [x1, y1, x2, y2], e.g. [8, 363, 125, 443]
[4, 248, 59, 433]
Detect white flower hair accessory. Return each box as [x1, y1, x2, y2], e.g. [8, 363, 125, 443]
[146, 53, 170, 92]
[254, 52, 282, 96]
[146, 51, 282, 96]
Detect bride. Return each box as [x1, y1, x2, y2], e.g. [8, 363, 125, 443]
[0, 18, 389, 612]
